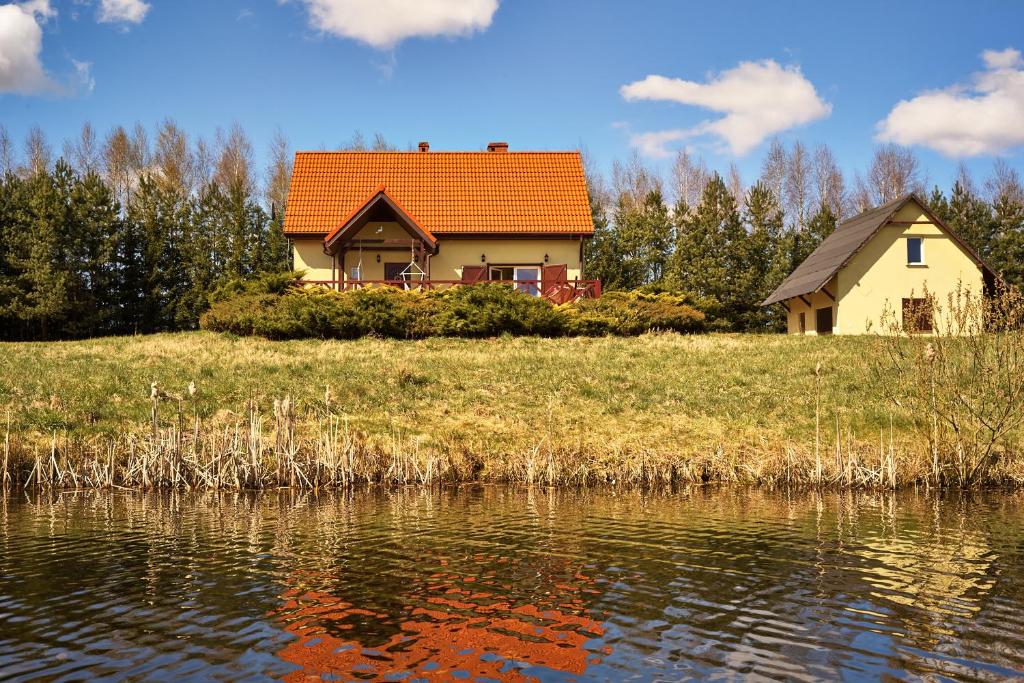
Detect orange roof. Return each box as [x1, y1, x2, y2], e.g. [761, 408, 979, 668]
[283, 150, 594, 236]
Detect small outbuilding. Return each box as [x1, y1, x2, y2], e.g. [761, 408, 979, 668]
[762, 193, 995, 335]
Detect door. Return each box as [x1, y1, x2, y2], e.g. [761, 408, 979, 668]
[384, 263, 406, 282]
[815, 307, 833, 335]
[460, 265, 487, 283]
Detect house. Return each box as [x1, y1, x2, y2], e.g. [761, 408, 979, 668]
[762, 193, 995, 335]
[282, 141, 597, 300]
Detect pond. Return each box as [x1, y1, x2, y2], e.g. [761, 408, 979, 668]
[1, 487, 1023, 681]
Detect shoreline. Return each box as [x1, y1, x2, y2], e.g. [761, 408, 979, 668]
[3, 331, 1022, 490]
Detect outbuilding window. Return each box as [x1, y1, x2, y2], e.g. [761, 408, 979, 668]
[799, 312, 806, 334]
[907, 237, 924, 265]
[902, 298, 933, 333]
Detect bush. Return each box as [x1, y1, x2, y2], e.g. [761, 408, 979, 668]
[563, 291, 706, 336]
[200, 282, 707, 339]
[428, 284, 566, 337]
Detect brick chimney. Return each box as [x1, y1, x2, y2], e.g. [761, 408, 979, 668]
[418, 141, 430, 152]
[486, 141, 509, 153]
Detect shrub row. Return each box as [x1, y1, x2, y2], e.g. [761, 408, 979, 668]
[200, 278, 706, 339]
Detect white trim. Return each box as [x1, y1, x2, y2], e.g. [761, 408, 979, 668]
[906, 236, 925, 266]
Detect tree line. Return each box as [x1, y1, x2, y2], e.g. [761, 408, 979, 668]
[2, 123, 1022, 340]
[584, 140, 1024, 331]
[0, 121, 297, 340]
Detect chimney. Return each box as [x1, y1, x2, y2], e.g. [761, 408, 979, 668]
[486, 141, 509, 153]
[418, 141, 430, 152]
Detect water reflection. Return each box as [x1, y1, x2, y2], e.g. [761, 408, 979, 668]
[0, 487, 1023, 681]
[274, 562, 605, 681]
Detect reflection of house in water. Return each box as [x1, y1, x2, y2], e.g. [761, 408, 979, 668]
[272, 560, 607, 682]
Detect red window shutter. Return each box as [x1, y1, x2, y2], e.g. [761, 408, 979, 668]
[461, 265, 487, 283]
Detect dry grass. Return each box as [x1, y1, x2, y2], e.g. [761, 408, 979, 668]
[0, 331, 1021, 489]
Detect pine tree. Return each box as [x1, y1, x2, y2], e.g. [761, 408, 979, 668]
[735, 182, 784, 331]
[990, 192, 1024, 287]
[945, 180, 995, 257]
[672, 174, 741, 319]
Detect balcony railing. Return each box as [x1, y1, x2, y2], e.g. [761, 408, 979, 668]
[300, 278, 602, 303]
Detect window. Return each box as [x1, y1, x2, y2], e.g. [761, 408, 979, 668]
[816, 307, 833, 335]
[350, 266, 362, 280]
[798, 312, 806, 335]
[907, 237, 924, 265]
[902, 298, 933, 333]
[489, 266, 541, 295]
[516, 267, 540, 296]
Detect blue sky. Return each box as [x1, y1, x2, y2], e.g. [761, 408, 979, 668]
[2, 0, 1023, 193]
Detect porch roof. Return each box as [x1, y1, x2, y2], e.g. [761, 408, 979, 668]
[324, 185, 437, 255]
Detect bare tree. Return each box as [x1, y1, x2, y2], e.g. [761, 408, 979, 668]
[812, 143, 847, 219]
[785, 141, 812, 229]
[103, 125, 147, 208]
[954, 162, 978, 195]
[371, 132, 396, 151]
[24, 126, 52, 176]
[612, 151, 661, 207]
[986, 159, 1024, 204]
[153, 119, 194, 193]
[671, 149, 709, 211]
[214, 123, 254, 193]
[340, 131, 367, 151]
[864, 143, 923, 206]
[193, 136, 215, 190]
[0, 125, 14, 176]
[63, 122, 101, 175]
[759, 137, 788, 209]
[264, 127, 293, 217]
[727, 163, 744, 210]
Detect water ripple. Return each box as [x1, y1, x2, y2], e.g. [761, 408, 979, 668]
[1, 488, 1024, 681]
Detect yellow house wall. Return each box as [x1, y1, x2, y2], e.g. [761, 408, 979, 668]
[294, 230, 586, 284]
[431, 239, 584, 281]
[834, 201, 984, 335]
[292, 239, 334, 282]
[785, 284, 837, 335]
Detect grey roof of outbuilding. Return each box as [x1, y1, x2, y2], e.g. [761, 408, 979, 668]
[761, 193, 993, 306]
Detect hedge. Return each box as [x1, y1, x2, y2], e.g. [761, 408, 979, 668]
[200, 278, 706, 339]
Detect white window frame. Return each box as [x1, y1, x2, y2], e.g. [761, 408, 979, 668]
[906, 237, 925, 266]
[514, 266, 541, 296]
[350, 266, 362, 280]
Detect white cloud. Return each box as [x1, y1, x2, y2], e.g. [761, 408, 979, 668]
[290, 0, 499, 49]
[97, 0, 150, 24]
[876, 48, 1024, 157]
[72, 59, 94, 93]
[0, 1, 55, 94]
[620, 60, 831, 156]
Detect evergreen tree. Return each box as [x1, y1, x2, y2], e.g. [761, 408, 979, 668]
[990, 192, 1024, 288]
[944, 180, 995, 257]
[671, 174, 742, 318]
[735, 182, 784, 331]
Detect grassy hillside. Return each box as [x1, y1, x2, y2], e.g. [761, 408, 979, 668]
[1, 331, 1020, 487]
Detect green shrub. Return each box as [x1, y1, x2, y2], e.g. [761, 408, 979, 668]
[563, 291, 706, 336]
[200, 282, 707, 339]
[428, 284, 566, 337]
